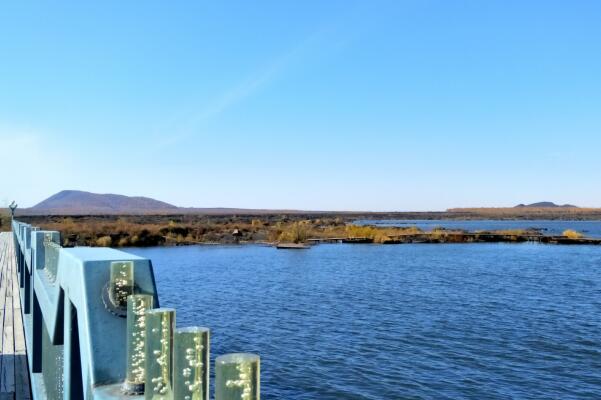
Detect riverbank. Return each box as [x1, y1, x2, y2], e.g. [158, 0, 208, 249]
[13, 214, 601, 247]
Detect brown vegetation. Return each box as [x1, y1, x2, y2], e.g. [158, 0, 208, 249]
[13, 213, 596, 247]
[18, 214, 345, 247]
[482, 229, 535, 236]
[15, 214, 437, 247]
[562, 229, 584, 239]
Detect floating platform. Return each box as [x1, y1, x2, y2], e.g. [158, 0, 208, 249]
[276, 243, 310, 250]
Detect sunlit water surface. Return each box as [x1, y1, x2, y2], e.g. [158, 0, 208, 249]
[127, 242, 601, 399]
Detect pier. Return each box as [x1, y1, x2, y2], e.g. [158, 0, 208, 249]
[0, 232, 30, 399]
[2, 221, 261, 399]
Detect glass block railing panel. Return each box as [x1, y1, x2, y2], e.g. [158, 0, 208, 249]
[173, 327, 210, 400]
[109, 261, 134, 309]
[215, 353, 260, 400]
[145, 308, 175, 400]
[43, 234, 61, 283]
[124, 294, 154, 394]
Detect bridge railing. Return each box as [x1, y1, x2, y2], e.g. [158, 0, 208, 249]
[12, 220, 260, 400]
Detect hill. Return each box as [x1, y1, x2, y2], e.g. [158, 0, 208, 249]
[30, 190, 179, 214]
[514, 202, 578, 208]
[21, 190, 312, 216]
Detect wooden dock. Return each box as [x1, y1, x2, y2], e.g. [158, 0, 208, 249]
[0, 232, 31, 400]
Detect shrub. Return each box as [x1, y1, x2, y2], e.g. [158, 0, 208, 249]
[95, 236, 112, 247]
[278, 221, 310, 243]
[563, 229, 584, 239]
[493, 229, 529, 236]
[346, 225, 377, 239]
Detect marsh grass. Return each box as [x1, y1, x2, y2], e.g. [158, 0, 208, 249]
[563, 229, 584, 239]
[19, 214, 588, 247]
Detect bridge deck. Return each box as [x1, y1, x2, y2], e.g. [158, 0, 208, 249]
[0, 232, 31, 400]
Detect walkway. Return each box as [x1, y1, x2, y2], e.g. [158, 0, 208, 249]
[0, 232, 30, 399]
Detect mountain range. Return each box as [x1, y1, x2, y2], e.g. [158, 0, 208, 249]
[14, 191, 582, 215]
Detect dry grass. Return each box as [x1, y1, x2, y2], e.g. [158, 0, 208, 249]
[19, 214, 591, 247]
[278, 221, 311, 243]
[562, 229, 584, 239]
[489, 229, 532, 236]
[95, 236, 112, 247]
[344, 224, 424, 243]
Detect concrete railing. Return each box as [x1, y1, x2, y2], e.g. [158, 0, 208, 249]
[12, 220, 260, 400]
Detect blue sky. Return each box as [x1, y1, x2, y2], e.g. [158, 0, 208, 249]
[1, 1, 600, 210]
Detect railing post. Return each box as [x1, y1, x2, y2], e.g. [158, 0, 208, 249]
[145, 308, 175, 399]
[124, 294, 154, 394]
[110, 261, 134, 309]
[215, 353, 260, 400]
[173, 327, 210, 400]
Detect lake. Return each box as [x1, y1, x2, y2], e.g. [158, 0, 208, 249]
[127, 240, 601, 399]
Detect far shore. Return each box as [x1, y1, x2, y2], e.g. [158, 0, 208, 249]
[4, 213, 600, 248]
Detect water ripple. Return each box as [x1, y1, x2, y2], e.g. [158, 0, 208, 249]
[128, 243, 601, 399]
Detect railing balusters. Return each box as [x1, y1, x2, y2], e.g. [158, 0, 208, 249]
[215, 353, 261, 400]
[43, 233, 60, 283]
[124, 294, 154, 394]
[173, 327, 210, 400]
[145, 308, 176, 399]
[11, 220, 262, 400]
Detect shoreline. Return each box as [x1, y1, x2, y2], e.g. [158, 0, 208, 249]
[8, 213, 600, 247]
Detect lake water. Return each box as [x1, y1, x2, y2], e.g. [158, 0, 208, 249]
[355, 219, 601, 238]
[127, 240, 601, 399]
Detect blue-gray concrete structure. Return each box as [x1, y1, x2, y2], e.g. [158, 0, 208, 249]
[12, 220, 158, 399]
[12, 219, 260, 400]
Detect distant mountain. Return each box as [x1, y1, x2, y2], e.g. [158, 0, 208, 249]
[514, 202, 578, 208]
[22, 190, 313, 215]
[30, 190, 178, 214]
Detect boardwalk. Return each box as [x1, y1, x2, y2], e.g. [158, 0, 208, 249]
[0, 232, 31, 400]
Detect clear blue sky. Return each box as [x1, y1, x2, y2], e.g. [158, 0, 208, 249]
[1, 1, 600, 211]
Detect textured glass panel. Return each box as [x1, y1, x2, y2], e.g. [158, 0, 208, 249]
[215, 353, 260, 400]
[145, 308, 175, 400]
[42, 320, 64, 398]
[110, 261, 134, 308]
[173, 327, 210, 400]
[43, 234, 61, 283]
[126, 294, 154, 387]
